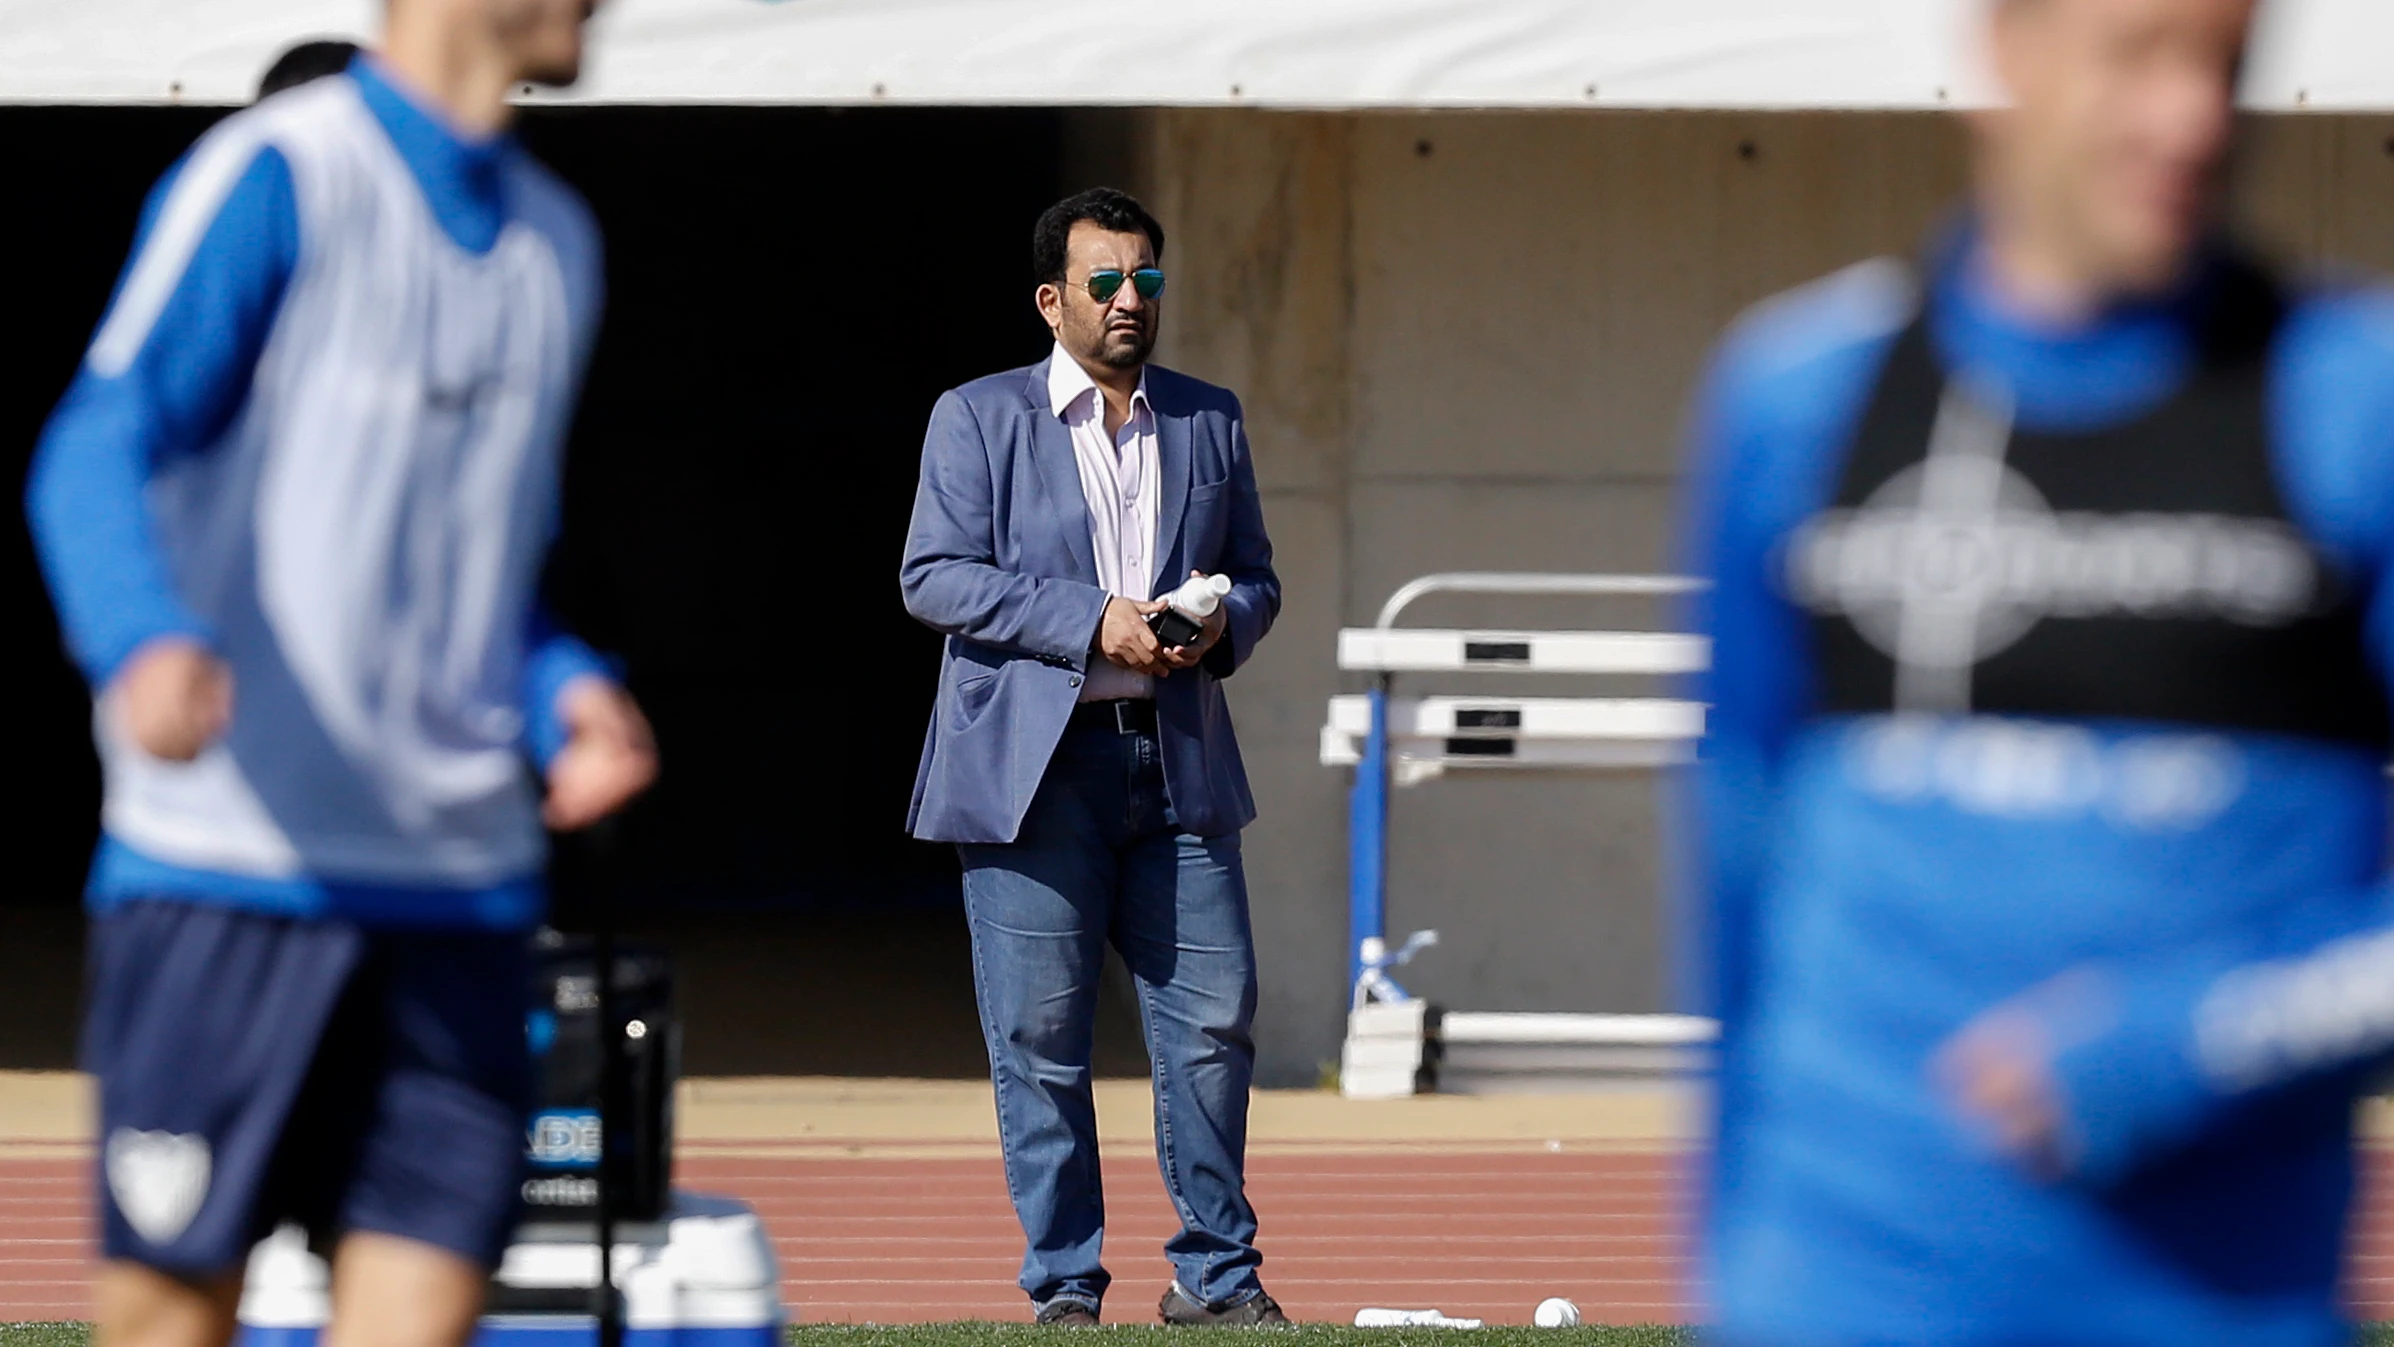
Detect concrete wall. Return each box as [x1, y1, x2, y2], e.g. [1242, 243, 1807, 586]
[1063, 108, 2394, 1085]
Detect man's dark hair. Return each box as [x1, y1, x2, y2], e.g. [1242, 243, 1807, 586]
[257, 39, 362, 101]
[1032, 188, 1166, 286]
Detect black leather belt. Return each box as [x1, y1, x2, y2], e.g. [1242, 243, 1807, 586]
[1071, 699, 1158, 735]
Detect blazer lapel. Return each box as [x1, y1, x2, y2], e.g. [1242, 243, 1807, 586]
[1151, 387, 1194, 598]
[1026, 361, 1099, 585]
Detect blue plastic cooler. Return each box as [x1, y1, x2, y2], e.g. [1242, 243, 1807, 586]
[234, 1192, 785, 1347]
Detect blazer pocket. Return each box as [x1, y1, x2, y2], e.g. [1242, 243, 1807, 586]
[947, 667, 1003, 729]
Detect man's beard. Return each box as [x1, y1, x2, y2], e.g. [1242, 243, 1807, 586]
[1095, 326, 1153, 369]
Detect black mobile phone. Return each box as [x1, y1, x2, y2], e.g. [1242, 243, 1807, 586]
[1147, 607, 1205, 648]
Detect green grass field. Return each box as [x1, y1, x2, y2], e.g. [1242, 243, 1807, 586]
[4, 1330, 1692, 1347]
[1, 1327, 2390, 1346]
[790, 1331, 1695, 1347]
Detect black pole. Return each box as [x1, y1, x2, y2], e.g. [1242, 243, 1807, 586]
[590, 822, 625, 1347]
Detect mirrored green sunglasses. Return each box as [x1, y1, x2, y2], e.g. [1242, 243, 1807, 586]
[1082, 268, 1167, 302]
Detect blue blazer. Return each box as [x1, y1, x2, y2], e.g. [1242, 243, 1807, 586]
[901, 358, 1281, 844]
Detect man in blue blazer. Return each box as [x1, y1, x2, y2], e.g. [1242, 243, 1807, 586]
[901, 188, 1284, 1327]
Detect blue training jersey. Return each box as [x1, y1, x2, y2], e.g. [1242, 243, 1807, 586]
[1682, 230, 2394, 1347]
[24, 57, 612, 929]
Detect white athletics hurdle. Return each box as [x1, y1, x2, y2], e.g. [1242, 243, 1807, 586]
[1321, 573, 1720, 1097]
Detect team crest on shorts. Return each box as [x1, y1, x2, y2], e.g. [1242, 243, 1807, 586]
[106, 1127, 212, 1245]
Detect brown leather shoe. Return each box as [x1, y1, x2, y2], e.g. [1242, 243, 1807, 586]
[1159, 1283, 1291, 1326]
[1036, 1299, 1101, 1327]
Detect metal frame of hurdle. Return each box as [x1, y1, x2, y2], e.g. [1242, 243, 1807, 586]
[1321, 573, 1721, 1097]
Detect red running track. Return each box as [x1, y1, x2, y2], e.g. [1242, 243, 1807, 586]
[680, 1146, 1691, 1325]
[3, 1144, 2393, 1326]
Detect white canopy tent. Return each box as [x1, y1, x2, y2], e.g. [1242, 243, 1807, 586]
[0, 0, 2387, 110]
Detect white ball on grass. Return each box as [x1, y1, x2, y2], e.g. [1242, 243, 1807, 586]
[1532, 1297, 1582, 1328]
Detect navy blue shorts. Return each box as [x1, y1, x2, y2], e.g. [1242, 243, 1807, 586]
[84, 899, 531, 1277]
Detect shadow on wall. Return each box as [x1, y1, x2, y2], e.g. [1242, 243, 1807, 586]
[0, 904, 1151, 1080]
[0, 104, 1163, 1077]
[554, 906, 1155, 1080]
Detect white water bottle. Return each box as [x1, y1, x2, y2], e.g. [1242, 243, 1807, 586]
[1149, 572, 1233, 647]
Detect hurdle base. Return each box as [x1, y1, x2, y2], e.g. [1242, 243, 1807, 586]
[1339, 1000, 1436, 1098]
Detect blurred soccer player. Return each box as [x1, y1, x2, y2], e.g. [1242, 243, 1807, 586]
[23, 5, 650, 1347]
[1681, 0, 2394, 1342]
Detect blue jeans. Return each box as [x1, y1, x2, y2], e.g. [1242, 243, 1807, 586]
[958, 718, 1264, 1314]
